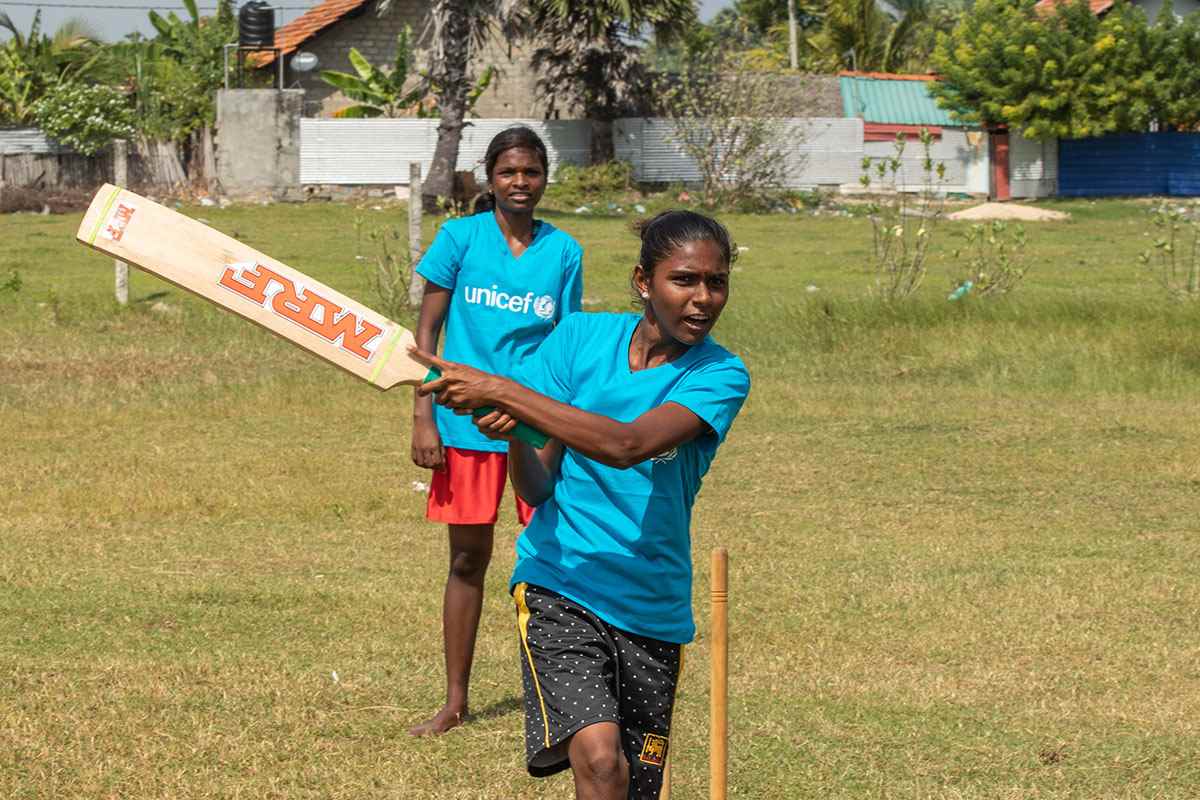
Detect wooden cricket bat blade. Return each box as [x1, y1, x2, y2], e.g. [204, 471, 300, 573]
[76, 183, 428, 391]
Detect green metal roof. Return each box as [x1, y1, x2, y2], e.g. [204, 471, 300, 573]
[839, 74, 960, 127]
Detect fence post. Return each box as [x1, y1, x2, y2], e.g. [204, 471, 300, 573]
[202, 125, 216, 194]
[113, 139, 129, 305]
[407, 161, 425, 309]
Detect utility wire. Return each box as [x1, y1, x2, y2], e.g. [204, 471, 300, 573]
[0, 1, 316, 8]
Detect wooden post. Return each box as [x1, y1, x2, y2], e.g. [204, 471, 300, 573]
[710, 548, 728, 800]
[201, 125, 216, 194]
[407, 161, 426, 309]
[113, 139, 129, 305]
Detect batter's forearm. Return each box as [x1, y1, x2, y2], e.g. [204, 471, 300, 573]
[489, 380, 647, 469]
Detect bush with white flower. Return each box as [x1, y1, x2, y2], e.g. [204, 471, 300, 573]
[33, 83, 136, 157]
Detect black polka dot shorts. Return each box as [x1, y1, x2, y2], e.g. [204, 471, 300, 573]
[514, 582, 682, 799]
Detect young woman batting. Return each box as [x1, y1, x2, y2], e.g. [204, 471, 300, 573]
[413, 210, 750, 799]
[408, 126, 584, 737]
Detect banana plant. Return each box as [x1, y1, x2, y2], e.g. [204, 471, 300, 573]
[0, 10, 100, 124]
[321, 28, 427, 118]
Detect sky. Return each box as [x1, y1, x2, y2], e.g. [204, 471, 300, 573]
[1, 0, 734, 44]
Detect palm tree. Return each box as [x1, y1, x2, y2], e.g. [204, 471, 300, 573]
[377, 0, 522, 209]
[0, 11, 99, 123]
[807, 0, 931, 72]
[525, 0, 697, 163]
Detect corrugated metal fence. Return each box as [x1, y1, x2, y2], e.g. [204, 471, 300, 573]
[299, 119, 591, 184]
[1059, 133, 1200, 197]
[0, 128, 69, 154]
[301, 117, 868, 188]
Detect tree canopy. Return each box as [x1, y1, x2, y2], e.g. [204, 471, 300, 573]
[931, 0, 1200, 139]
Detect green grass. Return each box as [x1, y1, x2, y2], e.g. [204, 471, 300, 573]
[2, 197, 1200, 798]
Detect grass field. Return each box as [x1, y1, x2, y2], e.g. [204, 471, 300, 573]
[2, 195, 1199, 799]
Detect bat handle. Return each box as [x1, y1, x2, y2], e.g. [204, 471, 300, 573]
[423, 369, 549, 449]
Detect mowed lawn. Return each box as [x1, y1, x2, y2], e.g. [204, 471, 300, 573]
[2, 196, 1199, 799]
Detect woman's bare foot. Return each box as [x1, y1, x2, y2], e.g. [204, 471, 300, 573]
[408, 705, 466, 737]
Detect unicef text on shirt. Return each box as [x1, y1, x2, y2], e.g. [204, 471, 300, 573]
[463, 285, 556, 320]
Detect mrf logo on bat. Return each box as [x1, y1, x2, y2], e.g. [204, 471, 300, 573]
[101, 202, 137, 242]
[218, 261, 385, 361]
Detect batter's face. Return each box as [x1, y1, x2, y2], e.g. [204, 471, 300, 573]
[635, 238, 730, 347]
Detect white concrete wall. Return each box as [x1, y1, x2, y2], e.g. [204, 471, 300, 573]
[216, 89, 304, 193]
[860, 128, 989, 196]
[294, 115, 991, 195]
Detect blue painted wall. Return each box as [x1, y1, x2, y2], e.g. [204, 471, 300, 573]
[1059, 133, 1200, 197]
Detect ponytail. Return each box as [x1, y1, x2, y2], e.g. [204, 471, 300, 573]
[473, 191, 496, 214]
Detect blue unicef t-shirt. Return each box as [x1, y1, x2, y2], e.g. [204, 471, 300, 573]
[416, 212, 583, 452]
[510, 312, 750, 644]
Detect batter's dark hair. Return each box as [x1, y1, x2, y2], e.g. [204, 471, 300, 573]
[631, 210, 736, 306]
[474, 126, 550, 214]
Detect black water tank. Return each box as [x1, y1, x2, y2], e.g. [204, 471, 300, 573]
[239, 1, 275, 48]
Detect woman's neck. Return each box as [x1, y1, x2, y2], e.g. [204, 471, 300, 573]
[629, 312, 688, 371]
[493, 206, 535, 245]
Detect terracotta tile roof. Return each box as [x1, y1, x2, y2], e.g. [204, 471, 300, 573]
[1034, 0, 1113, 15]
[249, 0, 371, 67]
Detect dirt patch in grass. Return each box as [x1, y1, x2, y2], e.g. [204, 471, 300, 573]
[948, 202, 1070, 222]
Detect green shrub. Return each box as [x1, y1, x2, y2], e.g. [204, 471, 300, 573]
[34, 82, 135, 156]
[548, 161, 635, 208]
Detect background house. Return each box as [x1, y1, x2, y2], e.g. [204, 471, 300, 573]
[253, 0, 551, 118]
[839, 71, 990, 197]
[1035, 0, 1200, 20]
[840, 71, 1059, 200]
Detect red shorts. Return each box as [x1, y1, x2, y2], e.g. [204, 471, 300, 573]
[426, 447, 536, 526]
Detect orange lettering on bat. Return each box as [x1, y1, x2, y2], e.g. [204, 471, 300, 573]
[103, 202, 137, 242]
[219, 261, 384, 361]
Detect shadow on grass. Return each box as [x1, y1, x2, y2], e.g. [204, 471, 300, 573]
[133, 291, 171, 306]
[470, 695, 522, 722]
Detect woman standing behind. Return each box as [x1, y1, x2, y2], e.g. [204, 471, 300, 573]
[408, 126, 584, 737]
[414, 210, 749, 798]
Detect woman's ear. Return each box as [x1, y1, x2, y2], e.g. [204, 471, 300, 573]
[633, 264, 650, 299]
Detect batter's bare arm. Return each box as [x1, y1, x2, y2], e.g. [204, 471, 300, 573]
[414, 351, 707, 470]
[490, 382, 706, 469]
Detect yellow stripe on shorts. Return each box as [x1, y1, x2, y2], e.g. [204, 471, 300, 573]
[515, 583, 552, 749]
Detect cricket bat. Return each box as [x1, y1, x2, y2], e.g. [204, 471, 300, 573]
[76, 183, 548, 448]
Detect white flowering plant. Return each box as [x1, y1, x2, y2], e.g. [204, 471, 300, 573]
[33, 82, 135, 156]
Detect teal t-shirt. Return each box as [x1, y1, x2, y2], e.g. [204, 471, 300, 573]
[416, 212, 583, 452]
[510, 312, 750, 643]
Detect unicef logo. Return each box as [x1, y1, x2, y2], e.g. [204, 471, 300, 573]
[533, 295, 556, 320]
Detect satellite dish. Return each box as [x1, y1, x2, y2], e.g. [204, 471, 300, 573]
[291, 51, 319, 72]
